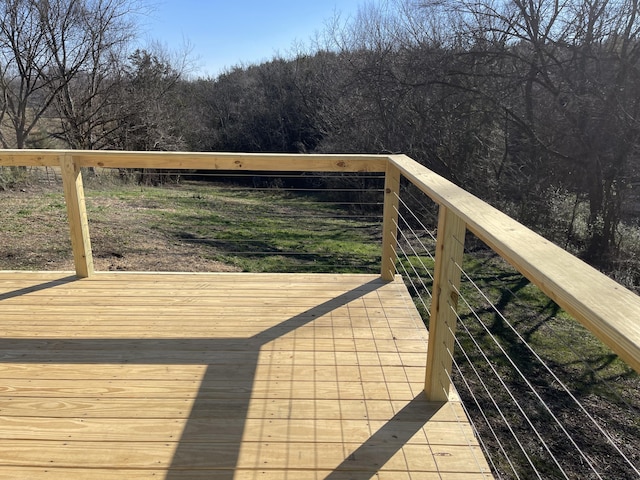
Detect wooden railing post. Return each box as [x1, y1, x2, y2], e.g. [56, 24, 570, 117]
[425, 205, 466, 401]
[60, 153, 94, 278]
[380, 162, 401, 281]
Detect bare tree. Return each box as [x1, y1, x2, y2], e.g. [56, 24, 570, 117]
[0, 0, 52, 148]
[45, 0, 142, 149]
[0, 0, 144, 149]
[113, 45, 191, 152]
[439, 0, 640, 263]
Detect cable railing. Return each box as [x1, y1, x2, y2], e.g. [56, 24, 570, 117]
[84, 169, 384, 274]
[389, 159, 640, 478]
[1, 169, 385, 274]
[1, 149, 639, 479]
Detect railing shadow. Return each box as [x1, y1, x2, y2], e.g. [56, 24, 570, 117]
[0, 276, 430, 477]
[324, 392, 444, 479]
[0, 275, 77, 301]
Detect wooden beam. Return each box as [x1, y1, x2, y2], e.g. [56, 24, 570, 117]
[380, 162, 401, 281]
[390, 154, 640, 375]
[0, 149, 388, 172]
[425, 205, 466, 401]
[0, 151, 60, 167]
[60, 153, 94, 278]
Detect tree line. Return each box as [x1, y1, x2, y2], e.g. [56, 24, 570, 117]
[1, 0, 639, 288]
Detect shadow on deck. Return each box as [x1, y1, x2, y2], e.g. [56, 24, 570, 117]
[0, 271, 491, 479]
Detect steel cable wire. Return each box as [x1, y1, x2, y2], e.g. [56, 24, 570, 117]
[393, 245, 432, 318]
[451, 281, 573, 478]
[392, 182, 636, 479]
[484, 263, 640, 435]
[392, 203, 521, 477]
[394, 217, 435, 288]
[451, 273, 607, 480]
[439, 349, 500, 480]
[453, 258, 639, 477]
[394, 208, 436, 282]
[444, 339, 523, 480]
[447, 316, 535, 479]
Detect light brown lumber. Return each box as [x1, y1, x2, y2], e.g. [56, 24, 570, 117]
[0, 273, 394, 292]
[0, 152, 60, 167]
[0, 304, 351, 315]
[0, 364, 410, 384]
[391, 154, 640, 374]
[425, 205, 466, 401]
[0, 440, 234, 469]
[0, 271, 381, 281]
[59, 154, 93, 278]
[0, 149, 388, 172]
[0, 326, 384, 337]
[0, 272, 490, 479]
[0, 378, 228, 398]
[0, 469, 492, 480]
[0, 294, 385, 307]
[0, 397, 468, 421]
[1, 417, 426, 444]
[0, 379, 420, 400]
[0, 440, 487, 472]
[0, 285, 399, 298]
[0, 469, 246, 480]
[381, 161, 401, 280]
[0, 364, 209, 379]
[0, 398, 241, 419]
[0, 469, 488, 480]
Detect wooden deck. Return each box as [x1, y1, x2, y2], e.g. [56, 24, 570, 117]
[0, 271, 492, 479]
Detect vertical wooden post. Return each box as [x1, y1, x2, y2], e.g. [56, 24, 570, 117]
[425, 205, 466, 401]
[60, 153, 94, 278]
[380, 162, 401, 281]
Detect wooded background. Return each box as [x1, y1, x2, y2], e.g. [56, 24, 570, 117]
[1, 0, 639, 291]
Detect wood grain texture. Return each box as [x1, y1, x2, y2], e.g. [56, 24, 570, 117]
[381, 161, 401, 281]
[425, 206, 467, 401]
[390, 154, 640, 374]
[0, 272, 492, 479]
[0, 149, 388, 171]
[59, 154, 93, 278]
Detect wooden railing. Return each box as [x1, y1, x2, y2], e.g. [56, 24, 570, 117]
[1, 149, 639, 403]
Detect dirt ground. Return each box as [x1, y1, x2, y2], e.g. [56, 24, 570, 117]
[0, 185, 240, 273]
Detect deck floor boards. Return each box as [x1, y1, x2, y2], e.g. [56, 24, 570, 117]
[0, 272, 492, 479]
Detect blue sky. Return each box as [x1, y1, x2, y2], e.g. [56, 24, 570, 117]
[141, 0, 363, 77]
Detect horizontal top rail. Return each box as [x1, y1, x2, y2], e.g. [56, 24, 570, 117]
[390, 154, 640, 374]
[0, 149, 388, 172]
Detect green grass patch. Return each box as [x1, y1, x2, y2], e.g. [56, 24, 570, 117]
[82, 181, 383, 274]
